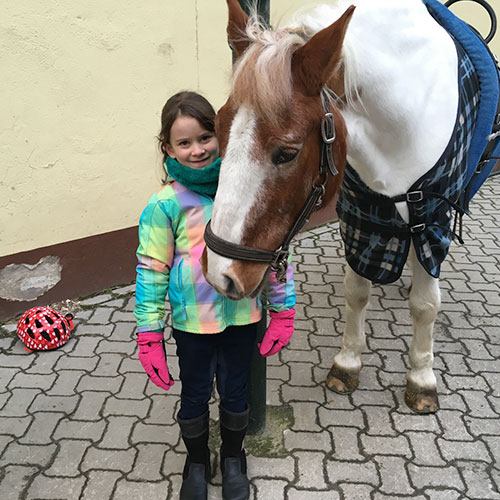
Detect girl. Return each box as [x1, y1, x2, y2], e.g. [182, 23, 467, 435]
[134, 91, 296, 500]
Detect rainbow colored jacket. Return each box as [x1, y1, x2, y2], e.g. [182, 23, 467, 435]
[134, 180, 296, 334]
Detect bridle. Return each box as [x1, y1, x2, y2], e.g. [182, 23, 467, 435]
[204, 88, 339, 283]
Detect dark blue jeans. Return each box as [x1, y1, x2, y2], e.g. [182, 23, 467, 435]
[173, 323, 257, 420]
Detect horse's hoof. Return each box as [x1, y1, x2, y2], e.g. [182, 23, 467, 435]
[326, 365, 359, 394]
[404, 382, 439, 414]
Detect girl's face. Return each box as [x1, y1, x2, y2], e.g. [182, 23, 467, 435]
[165, 115, 219, 170]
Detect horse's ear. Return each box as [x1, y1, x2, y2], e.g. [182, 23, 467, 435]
[291, 5, 355, 96]
[227, 0, 250, 57]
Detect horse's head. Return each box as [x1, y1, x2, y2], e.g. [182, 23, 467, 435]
[202, 0, 354, 299]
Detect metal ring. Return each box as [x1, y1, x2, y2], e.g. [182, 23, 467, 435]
[445, 0, 497, 43]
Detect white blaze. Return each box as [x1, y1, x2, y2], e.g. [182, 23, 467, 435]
[205, 106, 268, 288]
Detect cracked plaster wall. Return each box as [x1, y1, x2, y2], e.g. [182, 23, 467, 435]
[1, 0, 230, 257]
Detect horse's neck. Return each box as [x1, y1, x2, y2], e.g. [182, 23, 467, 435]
[311, 0, 459, 199]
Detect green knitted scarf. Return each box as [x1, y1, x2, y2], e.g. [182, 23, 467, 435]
[165, 157, 221, 196]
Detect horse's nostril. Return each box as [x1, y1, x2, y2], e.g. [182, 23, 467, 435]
[223, 274, 239, 298]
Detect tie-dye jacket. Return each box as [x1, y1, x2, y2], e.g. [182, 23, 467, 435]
[134, 180, 296, 334]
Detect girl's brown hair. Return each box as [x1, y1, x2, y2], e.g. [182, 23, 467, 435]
[158, 91, 216, 165]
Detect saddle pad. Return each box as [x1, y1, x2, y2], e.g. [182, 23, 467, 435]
[423, 0, 500, 201]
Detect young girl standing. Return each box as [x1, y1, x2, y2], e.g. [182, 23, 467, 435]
[134, 91, 296, 500]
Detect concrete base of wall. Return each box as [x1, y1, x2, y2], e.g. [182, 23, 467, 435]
[0, 226, 138, 322]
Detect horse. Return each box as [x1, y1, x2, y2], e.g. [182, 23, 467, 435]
[202, 0, 500, 413]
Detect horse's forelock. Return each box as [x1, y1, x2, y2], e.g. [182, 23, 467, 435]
[231, 21, 306, 127]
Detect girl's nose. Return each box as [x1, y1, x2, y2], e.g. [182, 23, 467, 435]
[192, 144, 205, 156]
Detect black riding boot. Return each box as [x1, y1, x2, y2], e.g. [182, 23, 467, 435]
[220, 406, 250, 500]
[178, 411, 211, 500]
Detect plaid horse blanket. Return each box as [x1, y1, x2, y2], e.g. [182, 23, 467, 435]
[337, 0, 500, 284]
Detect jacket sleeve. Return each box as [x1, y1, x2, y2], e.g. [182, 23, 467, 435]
[134, 199, 175, 333]
[261, 254, 296, 312]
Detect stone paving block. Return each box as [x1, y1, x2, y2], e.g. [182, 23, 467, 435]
[24, 351, 64, 373]
[0, 465, 39, 500]
[113, 478, 171, 500]
[81, 447, 136, 473]
[392, 412, 440, 433]
[131, 422, 179, 446]
[352, 388, 395, 407]
[80, 294, 114, 306]
[111, 310, 136, 323]
[281, 348, 320, 365]
[29, 393, 79, 414]
[288, 362, 316, 386]
[457, 460, 500, 499]
[99, 416, 136, 449]
[96, 339, 136, 355]
[45, 439, 92, 477]
[127, 443, 168, 481]
[288, 332, 315, 351]
[110, 321, 136, 342]
[145, 395, 179, 425]
[19, 412, 65, 445]
[0, 441, 57, 468]
[115, 371, 149, 399]
[361, 434, 411, 458]
[50, 370, 86, 396]
[408, 464, 464, 490]
[81, 470, 122, 500]
[88, 307, 113, 324]
[289, 489, 340, 500]
[103, 396, 150, 418]
[0, 416, 33, 438]
[318, 407, 365, 429]
[424, 490, 463, 500]
[9, 371, 56, 391]
[444, 374, 490, 392]
[293, 451, 328, 489]
[76, 374, 123, 393]
[92, 352, 126, 375]
[289, 402, 321, 432]
[284, 429, 332, 452]
[406, 431, 446, 466]
[282, 384, 326, 404]
[338, 483, 375, 500]
[375, 455, 414, 495]
[1, 388, 41, 417]
[249, 455, 295, 481]
[161, 448, 185, 476]
[73, 391, 110, 421]
[27, 474, 87, 499]
[54, 418, 106, 442]
[253, 478, 288, 500]
[267, 364, 290, 381]
[266, 378, 283, 405]
[0, 353, 33, 369]
[326, 459, 379, 486]
[329, 426, 364, 461]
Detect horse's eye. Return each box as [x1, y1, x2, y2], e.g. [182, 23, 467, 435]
[272, 147, 299, 165]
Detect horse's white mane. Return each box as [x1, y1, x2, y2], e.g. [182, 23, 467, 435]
[231, 1, 362, 122]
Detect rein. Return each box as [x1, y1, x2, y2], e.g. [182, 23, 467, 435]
[204, 88, 338, 283]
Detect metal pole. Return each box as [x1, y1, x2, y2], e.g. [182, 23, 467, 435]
[235, 0, 270, 435]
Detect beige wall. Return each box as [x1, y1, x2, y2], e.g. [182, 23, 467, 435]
[1, 0, 232, 257]
[2, 0, 498, 257]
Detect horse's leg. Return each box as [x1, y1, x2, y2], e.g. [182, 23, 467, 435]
[326, 265, 371, 393]
[405, 245, 440, 413]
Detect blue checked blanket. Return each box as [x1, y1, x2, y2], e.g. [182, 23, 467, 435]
[337, 39, 480, 284]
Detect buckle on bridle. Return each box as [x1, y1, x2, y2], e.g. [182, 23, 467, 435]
[271, 249, 289, 283]
[321, 113, 336, 144]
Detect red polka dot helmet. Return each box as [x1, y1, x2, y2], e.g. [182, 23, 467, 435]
[17, 307, 74, 351]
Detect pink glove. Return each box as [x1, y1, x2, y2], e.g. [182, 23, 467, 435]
[136, 332, 174, 390]
[258, 309, 296, 357]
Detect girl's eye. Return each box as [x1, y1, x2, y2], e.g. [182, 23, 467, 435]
[201, 134, 213, 143]
[179, 141, 189, 147]
[271, 147, 300, 165]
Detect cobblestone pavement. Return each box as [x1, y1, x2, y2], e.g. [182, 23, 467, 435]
[1, 176, 500, 500]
